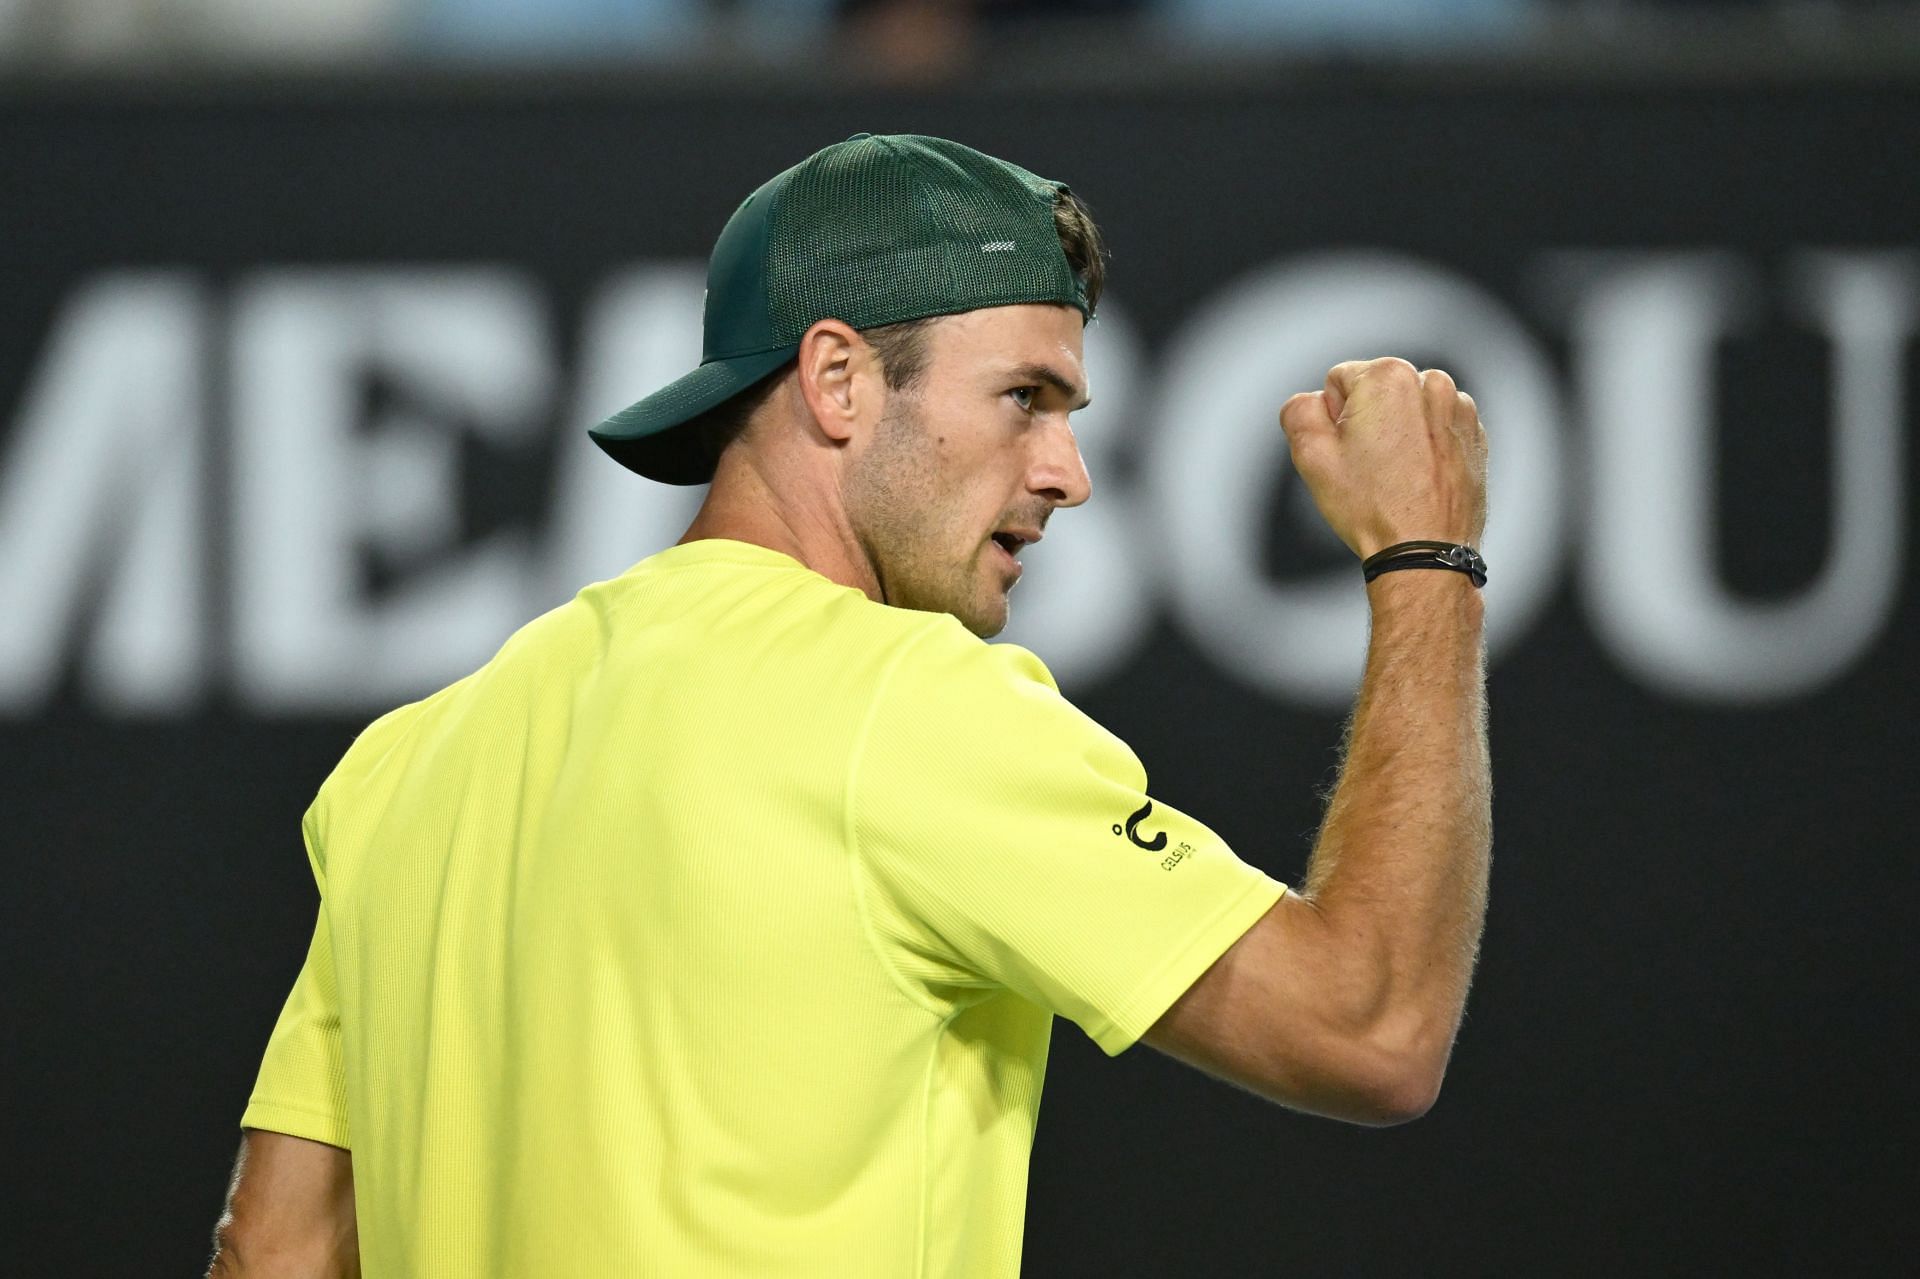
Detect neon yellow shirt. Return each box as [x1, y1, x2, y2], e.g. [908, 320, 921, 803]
[244, 539, 1285, 1277]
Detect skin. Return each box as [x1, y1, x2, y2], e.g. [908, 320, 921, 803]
[209, 332, 1492, 1271]
[1145, 357, 1491, 1124]
[682, 304, 1093, 636]
[209, 1129, 357, 1278]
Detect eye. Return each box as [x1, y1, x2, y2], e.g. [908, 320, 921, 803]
[1008, 386, 1038, 413]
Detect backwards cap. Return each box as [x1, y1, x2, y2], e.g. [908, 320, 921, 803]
[589, 132, 1093, 484]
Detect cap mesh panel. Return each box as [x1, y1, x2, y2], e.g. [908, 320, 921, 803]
[762, 135, 1082, 344]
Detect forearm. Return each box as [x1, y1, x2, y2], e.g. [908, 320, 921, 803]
[1301, 570, 1491, 1070]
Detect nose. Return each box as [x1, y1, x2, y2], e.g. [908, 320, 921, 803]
[1029, 419, 1093, 509]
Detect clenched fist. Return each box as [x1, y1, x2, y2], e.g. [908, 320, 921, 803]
[1280, 357, 1488, 561]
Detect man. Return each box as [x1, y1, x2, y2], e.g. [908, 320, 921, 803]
[211, 133, 1491, 1277]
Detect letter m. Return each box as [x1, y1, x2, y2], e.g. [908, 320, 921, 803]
[0, 273, 206, 714]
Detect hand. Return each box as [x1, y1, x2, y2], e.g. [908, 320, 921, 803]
[1279, 357, 1488, 560]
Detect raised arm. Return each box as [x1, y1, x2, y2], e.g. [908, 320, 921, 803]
[1145, 356, 1492, 1126]
[208, 1129, 359, 1278]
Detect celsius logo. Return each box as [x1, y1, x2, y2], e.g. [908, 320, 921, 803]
[1113, 801, 1168, 852]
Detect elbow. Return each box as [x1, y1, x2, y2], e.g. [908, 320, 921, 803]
[1357, 1062, 1444, 1127]
[1320, 1058, 1442, 1128]
[1255, 1032, 1447, 1128]
[1326, 1009, 1455, 1127]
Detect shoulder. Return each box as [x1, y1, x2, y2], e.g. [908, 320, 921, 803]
[865, 615, 1139, 782]
[879, 613, 1061, 711]
[301, 667, 479, 843]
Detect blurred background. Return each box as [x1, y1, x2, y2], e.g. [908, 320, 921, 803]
[3, 1, 1916, 1274]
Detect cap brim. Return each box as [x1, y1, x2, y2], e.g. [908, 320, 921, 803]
[588, 346, 798, 485]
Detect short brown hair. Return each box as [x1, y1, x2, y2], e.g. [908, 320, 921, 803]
[691, 187, 1108, 467]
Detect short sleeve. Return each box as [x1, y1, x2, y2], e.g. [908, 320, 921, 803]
[850, 624, 1286, 1056]
[240, 814, 351, 1148]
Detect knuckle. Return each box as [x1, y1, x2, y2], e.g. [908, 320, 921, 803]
[1324, 360, 1365, 391]
[1421, 368, 1457, 397]
[1371, 356, 1419, 385]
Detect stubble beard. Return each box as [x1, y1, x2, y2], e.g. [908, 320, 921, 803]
[847, 393, 1008, 639]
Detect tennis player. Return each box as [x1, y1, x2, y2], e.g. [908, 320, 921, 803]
[209, 133, 1491, 1277]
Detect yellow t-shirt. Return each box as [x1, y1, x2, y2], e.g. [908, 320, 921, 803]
[243, 539, 1285, 1278]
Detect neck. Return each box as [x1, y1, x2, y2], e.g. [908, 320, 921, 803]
[679, 447, 883, 603]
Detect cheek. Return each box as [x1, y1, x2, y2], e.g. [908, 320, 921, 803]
[913, 441, 989, 540]
[868, 405, 1013, 570]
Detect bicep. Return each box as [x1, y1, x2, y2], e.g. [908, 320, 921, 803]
[857, 639, 1287, 1048]
[1141, 893, 1433, 1126]
[210, 1130, 358, 1277]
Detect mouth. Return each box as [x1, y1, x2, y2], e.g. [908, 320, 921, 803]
[989, 527, 1042, 578]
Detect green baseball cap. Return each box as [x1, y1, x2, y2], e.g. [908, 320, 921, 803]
[589, 133, 1094, 485]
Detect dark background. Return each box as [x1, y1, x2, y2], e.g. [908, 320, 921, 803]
[3, 72, 1916, 1274]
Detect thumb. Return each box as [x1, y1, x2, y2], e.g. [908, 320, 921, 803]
[1280, 390, 1335, 440]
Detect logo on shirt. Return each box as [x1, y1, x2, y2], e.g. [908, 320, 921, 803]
[1113, 800, 1168, 852]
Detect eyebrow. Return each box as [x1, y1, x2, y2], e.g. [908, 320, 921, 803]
[1007, 362, 1092, 412]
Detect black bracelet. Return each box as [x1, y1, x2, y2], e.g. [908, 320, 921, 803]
[1361, 540, 1487, 588]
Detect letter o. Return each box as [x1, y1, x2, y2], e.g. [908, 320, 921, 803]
[1145, 252, 1566, 707]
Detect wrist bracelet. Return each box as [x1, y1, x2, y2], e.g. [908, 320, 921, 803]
[1361, 540, 1487, 588]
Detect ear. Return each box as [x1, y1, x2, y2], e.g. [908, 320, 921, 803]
[795, 318, 882, 445]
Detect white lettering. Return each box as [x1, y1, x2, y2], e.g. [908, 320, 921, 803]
[229, 270, 549, 711]
[0, 251, 1899, 719]
[0, 273, 206, 712]
[1574, 252, 1912, 700]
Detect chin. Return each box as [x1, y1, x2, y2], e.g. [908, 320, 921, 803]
[955, 595, 1010, 640]
[900, 562, 1010, 637]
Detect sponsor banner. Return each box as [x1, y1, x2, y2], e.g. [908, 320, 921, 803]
[2, 81, 1914, 1271]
